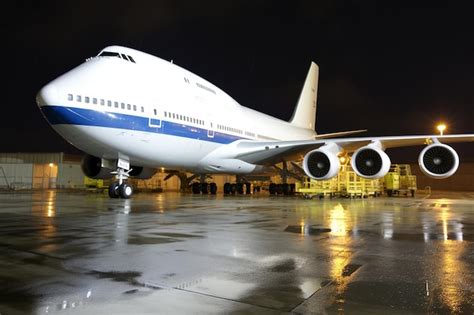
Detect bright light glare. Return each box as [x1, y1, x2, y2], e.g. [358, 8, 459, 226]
[49, 163, 54, 167]
[437, 123, 446, 136]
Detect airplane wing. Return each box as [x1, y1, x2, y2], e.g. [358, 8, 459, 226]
[231, 134, 474, 165]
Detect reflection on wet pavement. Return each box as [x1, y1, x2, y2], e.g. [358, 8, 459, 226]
[0, 191, 473, 314]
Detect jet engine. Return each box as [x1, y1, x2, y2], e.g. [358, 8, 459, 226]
[129, 166, 157, 179]
[303, 147, 340, 180]
[81, 155, 113, 179]
[351, 145, 391, 179]
[418, 143, 459, 179]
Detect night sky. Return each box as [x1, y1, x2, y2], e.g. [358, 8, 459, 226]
[4, 1, 474, 160]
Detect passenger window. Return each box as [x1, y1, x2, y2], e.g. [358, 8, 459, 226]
[85, 97, 90, 103]
[133, 105, 137, 111]
[154, 109, 157, 115]
[93, 98, 97, 104]
[141, 106, 144, 112]
[100, 99, 105, 105]
[121, 103, 125, 109]
[77, 95, 81, 102]
[114, 102, 119, 108]
[127, 104, 131, 110]
[172, 113, 176, 119]
[128, 55, 136, 63]
[68, 94, 73, 101]
[108, 100, 112, 107]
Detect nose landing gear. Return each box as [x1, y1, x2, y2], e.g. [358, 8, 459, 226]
[108, 166, 134, 199]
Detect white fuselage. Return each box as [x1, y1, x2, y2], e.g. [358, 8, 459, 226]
[37, 46, 315, 172]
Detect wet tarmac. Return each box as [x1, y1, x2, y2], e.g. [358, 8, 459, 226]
[0, 190, 473, 314]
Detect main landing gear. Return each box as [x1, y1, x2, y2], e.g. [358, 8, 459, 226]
[108, 166, 134, 199]
[191, 175, 217, 195]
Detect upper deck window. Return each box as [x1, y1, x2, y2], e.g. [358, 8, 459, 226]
[196, 82, 216, 94]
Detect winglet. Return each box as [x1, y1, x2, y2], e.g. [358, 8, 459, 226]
[289, 62, 319, 130]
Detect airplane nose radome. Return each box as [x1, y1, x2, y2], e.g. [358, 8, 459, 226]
[36, 83, 58, 107]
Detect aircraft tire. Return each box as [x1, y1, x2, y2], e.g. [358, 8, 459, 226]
[269, 183, 276, 195]
[108, 183, 120, 198]
[119, 183, 133, 199]
[192, 182, 201, 194]
[236, 183, 244, 194]
[223, 183, 231, 195]
[210, 183, 217, 195]
[201, 183, 209, 194]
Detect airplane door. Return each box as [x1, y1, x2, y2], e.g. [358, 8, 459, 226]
[149, 117, 161, 128]
[207, 122, 214, 138]
[206, 110, 215, 138]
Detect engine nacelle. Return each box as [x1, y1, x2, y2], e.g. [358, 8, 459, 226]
[81, 155, 113, 179]
[351, 145, 391, 179]
[303, 148, 340, 180]
[129, 166, 157, 179]
[418, 143, 459, 179]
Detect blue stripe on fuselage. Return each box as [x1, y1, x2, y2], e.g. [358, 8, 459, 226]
[40, 105, 244, 144]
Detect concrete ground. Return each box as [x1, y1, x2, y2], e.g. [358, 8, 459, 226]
[0, 190, 473, 315]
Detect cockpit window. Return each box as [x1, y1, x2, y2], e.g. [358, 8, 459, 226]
[97, 51, 136, 63]
[99, 51, 120, 58]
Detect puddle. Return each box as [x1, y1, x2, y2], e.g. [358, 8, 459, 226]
[269, 258, 297, 272]
[127, 236, 181, 245]
[88, 270, 142, 284]
[123, 289, 139, 294]
[342, 264, 362, 277]
[152, 232, 202, 238]
[358, 230, 472, 242]
[392, 233, 471, 242]
[22, 256, 47, 265]
[285, 225, 331, 235]
[234, 218, 273, 224]
[0, 288, 38, 313]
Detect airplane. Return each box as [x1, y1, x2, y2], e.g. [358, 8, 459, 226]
[36, 46, 474, 198]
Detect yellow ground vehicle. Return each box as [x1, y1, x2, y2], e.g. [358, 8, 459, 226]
[296, 164, 384, 198]
[296, 177, 337, 199]
[384, 164, 417, 197]
[84, 177, 105, 189]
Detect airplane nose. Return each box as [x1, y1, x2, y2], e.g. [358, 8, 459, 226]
[36, 83, 58, 107]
